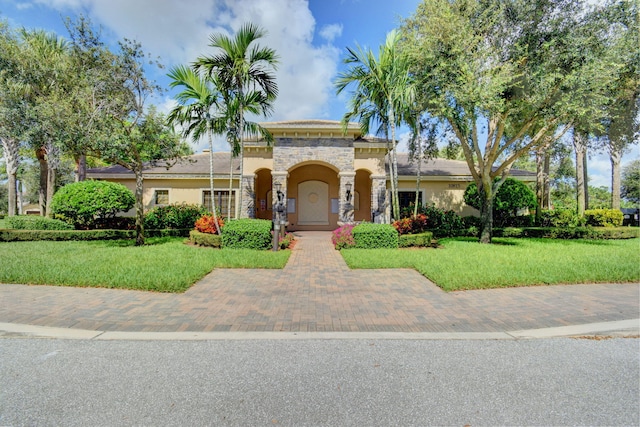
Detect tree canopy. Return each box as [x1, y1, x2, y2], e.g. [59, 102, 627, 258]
[399, 0, 629, 242]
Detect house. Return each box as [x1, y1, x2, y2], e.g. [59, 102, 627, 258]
[86, 120, 535, 230]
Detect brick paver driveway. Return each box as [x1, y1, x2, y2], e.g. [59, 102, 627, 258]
[1, 232, 638, 332]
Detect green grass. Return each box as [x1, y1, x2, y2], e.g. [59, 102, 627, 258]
[0, 237, 290, 292]
[340, 237, 640, 291]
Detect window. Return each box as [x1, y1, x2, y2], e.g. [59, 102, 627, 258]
[398, 191, 422, 210]
[155, 190, 169, 205]
[203, 190, 236, 218]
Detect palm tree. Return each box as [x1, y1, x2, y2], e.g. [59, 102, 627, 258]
[195, 23, 278, 218]
[335, 30, 414, 221]
[167, 64, 223, 234]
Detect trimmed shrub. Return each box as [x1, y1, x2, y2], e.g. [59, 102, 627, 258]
[584, 209, 624, 227]
[400, 204, 465, 236]
[0, 229, 134, 241]
[189, 230, 222, 248]
[492, 226, 639, 239]
[464, 178, 537, 226]
[6, 215, 74, 230]
[144, 203, 210, 230]
[332, 223, 355, 249]
[538, 209, 585, 227]
[398, 232, 434, 248]
[222, 219, 272, 249]
[352, 223, 398, 249]
[195, 214, 224, 234]
[393, 214, 428, 235]
[51, 180, 134, 228]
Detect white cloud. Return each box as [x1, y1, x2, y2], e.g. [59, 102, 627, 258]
[15, 2, 34, 10]
[34, 0, 341, 127]
[319, 23, 343, 42]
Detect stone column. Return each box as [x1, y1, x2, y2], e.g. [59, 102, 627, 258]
[370, 175, 388, 224]
[240, 174, 256, 219]
[271, 170, 289, 223]
[338, 171, 356, 224]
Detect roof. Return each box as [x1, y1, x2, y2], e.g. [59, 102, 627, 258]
[87, 152, 240, 178]
[87, 151, 534, 180]
[393, 153, 536, 180]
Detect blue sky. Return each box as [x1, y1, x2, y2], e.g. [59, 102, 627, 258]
[1, 0, 636, 188]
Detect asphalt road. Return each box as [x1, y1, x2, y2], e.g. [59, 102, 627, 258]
[1, 338, 638, 426]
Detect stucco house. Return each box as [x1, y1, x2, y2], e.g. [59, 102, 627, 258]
[87, 120, 535, 231]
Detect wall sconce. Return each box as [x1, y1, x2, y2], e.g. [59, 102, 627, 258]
[345, 182, 352, 203]
[275, 181, 284, 204]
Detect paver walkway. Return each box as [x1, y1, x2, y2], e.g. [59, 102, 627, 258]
[0, 231, 638, 332]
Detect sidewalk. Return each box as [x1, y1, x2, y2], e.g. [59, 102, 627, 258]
[1, 231, 638, 336]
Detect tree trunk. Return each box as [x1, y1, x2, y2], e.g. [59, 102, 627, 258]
[134, 168, 145, 246]
[46, 164, 56, 218]
[1, 137, 19, 216]
[389, 105, 400, 221]
[479, 180, 494, 244]
[36, 147, 47, 216]
[75, 154, 87, 182]
[17, 180, 23, 215]
[414, 151, 422, 218]
[573, 131, 587, 217]
[543, 152, 551, 209]
[610, 148, 622, 209]
[45, 141, 59, 218]
[583, 151, 589, 210]
[208, 131, 221, 235]
[228, 152, 234, 219]
[535, 147, 545, 223]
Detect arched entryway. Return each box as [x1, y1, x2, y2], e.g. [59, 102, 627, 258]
[287, 162, 340, 231]
[254, 168, 272, 221]
[354, 169, 372, 222]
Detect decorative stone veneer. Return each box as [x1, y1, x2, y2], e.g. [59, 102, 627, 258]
[371, 175, 388, 223]
[241, 174, 256, 219]
[273, 138, 354, 172]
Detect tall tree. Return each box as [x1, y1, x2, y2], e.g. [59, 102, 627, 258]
[90, 40, 187, 245]
[400, 0, 624, 242]
[195, 23, 278, 218]
[0, 21, 23, 216]
[335, 29, 414, 221]
[600, 0, 640, 209]
[167, 64, 224, 234]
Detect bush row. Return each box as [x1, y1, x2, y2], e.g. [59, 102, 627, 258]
[6, 215, 74, 230]
[220, 219, 273, 249]
[0, 228, 191, 242]
[493, 226, 639, 239]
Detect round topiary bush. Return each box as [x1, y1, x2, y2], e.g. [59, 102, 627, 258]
[464, 178, 536, 227]
[51, 180, 135, 229]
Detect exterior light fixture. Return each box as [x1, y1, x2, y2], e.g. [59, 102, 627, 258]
[345, 182, 352, 203]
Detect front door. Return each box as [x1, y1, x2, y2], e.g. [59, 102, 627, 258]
[298, 180, 329, 226]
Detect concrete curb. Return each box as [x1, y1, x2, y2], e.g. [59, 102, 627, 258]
[1, 319, 638, 341]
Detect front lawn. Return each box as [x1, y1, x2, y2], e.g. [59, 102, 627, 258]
[340, 237, 640, 291]
[0, 237, 290, 292]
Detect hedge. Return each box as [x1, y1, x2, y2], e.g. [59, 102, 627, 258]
[352, 223, 398, 249]
[6, 215, 74, 230]
[222, 219, 272, 249]
[398, 232, 434, 248]
[189, 230, 222, 248]
[584, 209, 624, 227]
[0, 228, 190, 242]
[493, 226, 639, 239]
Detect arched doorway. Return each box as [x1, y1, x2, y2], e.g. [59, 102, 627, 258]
[287, 162, 339, 231]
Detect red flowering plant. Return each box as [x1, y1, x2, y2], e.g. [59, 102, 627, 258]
[194, 215, 224, 234]
[392, 214, 428, 235]
[331, 223, 355, 249]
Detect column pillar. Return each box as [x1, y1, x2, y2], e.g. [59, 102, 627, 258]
[370, 175, 389, 224]
[240, 174, 256, 219]
[338, 171, 356, 225]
